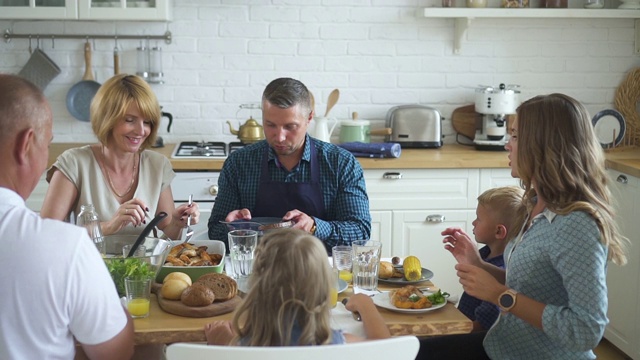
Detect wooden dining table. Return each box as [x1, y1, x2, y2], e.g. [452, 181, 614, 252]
[133, 280, 473, 345]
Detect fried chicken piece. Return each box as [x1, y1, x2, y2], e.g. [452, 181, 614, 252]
[165, 256, 186, 266]
[391, 285, 433, 309]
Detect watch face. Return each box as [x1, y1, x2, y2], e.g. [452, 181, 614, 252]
[500, 293, 515, 308]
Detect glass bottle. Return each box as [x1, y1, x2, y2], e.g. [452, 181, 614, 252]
[77, 204, 105, 253]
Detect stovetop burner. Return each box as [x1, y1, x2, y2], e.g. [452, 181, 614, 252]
[171, 141, 248, 159]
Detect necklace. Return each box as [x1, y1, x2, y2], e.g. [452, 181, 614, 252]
[101, 145, 138, 198]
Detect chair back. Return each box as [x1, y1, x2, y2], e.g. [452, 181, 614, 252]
[166, 336, 420, 360]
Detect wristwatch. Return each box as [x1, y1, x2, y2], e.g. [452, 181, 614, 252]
[498, 289, 518, 312]
[310, 220, 317, 235]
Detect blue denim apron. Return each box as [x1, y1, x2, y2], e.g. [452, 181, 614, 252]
[253, 139, 326, 219]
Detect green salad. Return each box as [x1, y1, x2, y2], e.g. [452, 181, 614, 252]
[104, 257, 155, 297]
[427, 290, 450, 305]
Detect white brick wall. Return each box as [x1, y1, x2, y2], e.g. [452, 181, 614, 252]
[0, 0, 637, 144]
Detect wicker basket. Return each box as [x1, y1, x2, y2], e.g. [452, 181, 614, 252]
[613, 67, 640, 150]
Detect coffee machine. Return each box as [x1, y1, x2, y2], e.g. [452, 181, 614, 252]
[474, 83, 520, 151]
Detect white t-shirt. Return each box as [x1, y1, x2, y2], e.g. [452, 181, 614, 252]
[0, 188, 128, 359]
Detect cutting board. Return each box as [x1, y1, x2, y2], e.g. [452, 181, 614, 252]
[451, 104, 479, 140]
[152, 283, 242, 318]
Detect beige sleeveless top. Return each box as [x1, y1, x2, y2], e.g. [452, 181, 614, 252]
[47, 145, 175, 236]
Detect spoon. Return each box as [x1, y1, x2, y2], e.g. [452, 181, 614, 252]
[126, 212, 168, 258]
[324, 89, 340, 117]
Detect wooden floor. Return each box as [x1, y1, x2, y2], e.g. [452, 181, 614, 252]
[594, 339, 632, 360]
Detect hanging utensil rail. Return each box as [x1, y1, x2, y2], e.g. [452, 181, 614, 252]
[4, 29, 172, 45]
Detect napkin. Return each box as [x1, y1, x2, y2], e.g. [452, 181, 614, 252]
[331, 302, 366, 338]
[338, 142, 402, 158]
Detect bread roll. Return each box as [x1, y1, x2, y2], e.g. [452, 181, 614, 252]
[181, 284, 216, 307]
[161, 279, 190, 300]
[379, 261, 395, 279]
[163, 272, 192, 286]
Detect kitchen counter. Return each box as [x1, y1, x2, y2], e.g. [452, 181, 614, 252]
[48, 143, 640, 175]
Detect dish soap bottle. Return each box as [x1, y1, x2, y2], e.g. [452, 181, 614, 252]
[77, 204, 104, 253]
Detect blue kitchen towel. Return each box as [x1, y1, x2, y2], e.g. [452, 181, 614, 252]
[338, 142, 402, 158]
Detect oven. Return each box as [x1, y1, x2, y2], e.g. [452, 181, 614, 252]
[171, 141, 247, 241]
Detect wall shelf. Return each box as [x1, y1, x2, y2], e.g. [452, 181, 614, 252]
[422, 8, 640, 54]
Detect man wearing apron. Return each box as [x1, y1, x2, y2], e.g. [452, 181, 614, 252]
[208, 78, 371, 254]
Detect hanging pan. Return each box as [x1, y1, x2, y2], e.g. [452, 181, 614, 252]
[66, 42, 101, 122]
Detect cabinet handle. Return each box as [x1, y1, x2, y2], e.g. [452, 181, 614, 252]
[426, 214, 445, 223]
[382, 172, 403, 180]
[208, 185, 219, 196]
[616, 175, 628, 184]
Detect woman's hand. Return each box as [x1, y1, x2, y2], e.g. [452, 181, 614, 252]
[204, 320, 235, 345]
[456, 263, 506, 304]
[441, 227, 482, 266]
[172, 201, 200, 226]
[103, 198, 149, 235]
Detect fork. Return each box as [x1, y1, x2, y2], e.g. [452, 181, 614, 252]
[183, 194, 194, 243]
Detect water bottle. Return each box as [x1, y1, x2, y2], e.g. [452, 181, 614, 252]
[77, 204, 105, 254]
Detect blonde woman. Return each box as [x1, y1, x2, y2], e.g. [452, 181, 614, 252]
[438, 93, 628, 359]
[41, 74, 198, 240]
[205, 228, 390, 346]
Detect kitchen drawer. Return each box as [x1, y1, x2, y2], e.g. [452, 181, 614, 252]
[364, 169, 480, 211]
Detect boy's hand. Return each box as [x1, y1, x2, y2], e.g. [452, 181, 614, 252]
[441, 227, 482, 266]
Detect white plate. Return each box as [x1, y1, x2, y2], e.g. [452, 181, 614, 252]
[371, 292, 447, 314]
[338, 279, 348, 294]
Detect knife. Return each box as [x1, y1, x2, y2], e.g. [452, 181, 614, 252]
[341, 298, 361, 321]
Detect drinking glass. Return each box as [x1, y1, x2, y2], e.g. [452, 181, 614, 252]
[351, 240, 382, 292]
[228, 229, 258, 278]
[332, 245, 353, 283]
[125, 276, 152, 318]
[329, 267, 339, 308]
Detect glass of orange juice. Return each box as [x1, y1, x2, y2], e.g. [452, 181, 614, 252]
[329, 268, 339, 308]
[125, 276, 152, 318]
[332, 246, 353, 283]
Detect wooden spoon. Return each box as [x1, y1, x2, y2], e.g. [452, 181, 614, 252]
[324, 89, 340, 117]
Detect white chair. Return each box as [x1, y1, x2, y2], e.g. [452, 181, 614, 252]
[166, 336, 420, 360]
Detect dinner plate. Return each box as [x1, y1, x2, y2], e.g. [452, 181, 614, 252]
[371, 292, 447, 314]
[378, 267, 434, 285]
[592, 109, 626, 148]
[338, 279, 348, 294]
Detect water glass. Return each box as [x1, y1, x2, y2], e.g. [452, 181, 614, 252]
[329, 267, 339, 308]
[228, 229, 258, 278]
[351, 240, 382, 292]
[125, 276, 152, 318]
[332, 245, 353, 283]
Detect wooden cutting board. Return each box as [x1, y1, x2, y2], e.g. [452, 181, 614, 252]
[152, 283, 242, 318]
[451, 104, 479, 140]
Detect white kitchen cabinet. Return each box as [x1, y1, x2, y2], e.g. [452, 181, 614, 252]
[364, 167, 516, 299]
[0, 0, 171, 21]
[604, 169, 640, 360]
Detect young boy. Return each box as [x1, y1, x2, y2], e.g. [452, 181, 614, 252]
[457, 186, 526, 331]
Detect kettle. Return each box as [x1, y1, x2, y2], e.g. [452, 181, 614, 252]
[153, 111, 173, 148]
[310, 116, 338, 143]
[227, 116, 265, 144]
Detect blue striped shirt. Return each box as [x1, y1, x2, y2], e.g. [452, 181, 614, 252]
[207, 135, 371, 253]
[457, 245, 503, 331]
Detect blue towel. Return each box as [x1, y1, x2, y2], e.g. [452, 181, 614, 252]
[338, 142, 402, 158]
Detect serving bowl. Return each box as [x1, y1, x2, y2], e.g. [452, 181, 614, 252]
[102, 235, 172, 297]
[156, 239, 226, 283]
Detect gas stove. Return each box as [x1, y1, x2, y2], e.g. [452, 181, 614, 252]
[171, 141, 247, 159]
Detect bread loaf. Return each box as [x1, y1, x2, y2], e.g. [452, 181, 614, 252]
[163, 271, 192, 286]
[195, 273, 237, 301]
[180, 283, 216, 307]
[379, 261, 394, 279]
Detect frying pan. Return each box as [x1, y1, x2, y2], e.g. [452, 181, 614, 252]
[66, 42, 101, 122]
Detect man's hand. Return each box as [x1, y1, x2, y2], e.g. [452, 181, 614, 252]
[225, 208, 252, 222]
[283, 209, 314, 232]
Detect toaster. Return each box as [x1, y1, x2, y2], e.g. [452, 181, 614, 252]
[385, 105, 443, 148]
